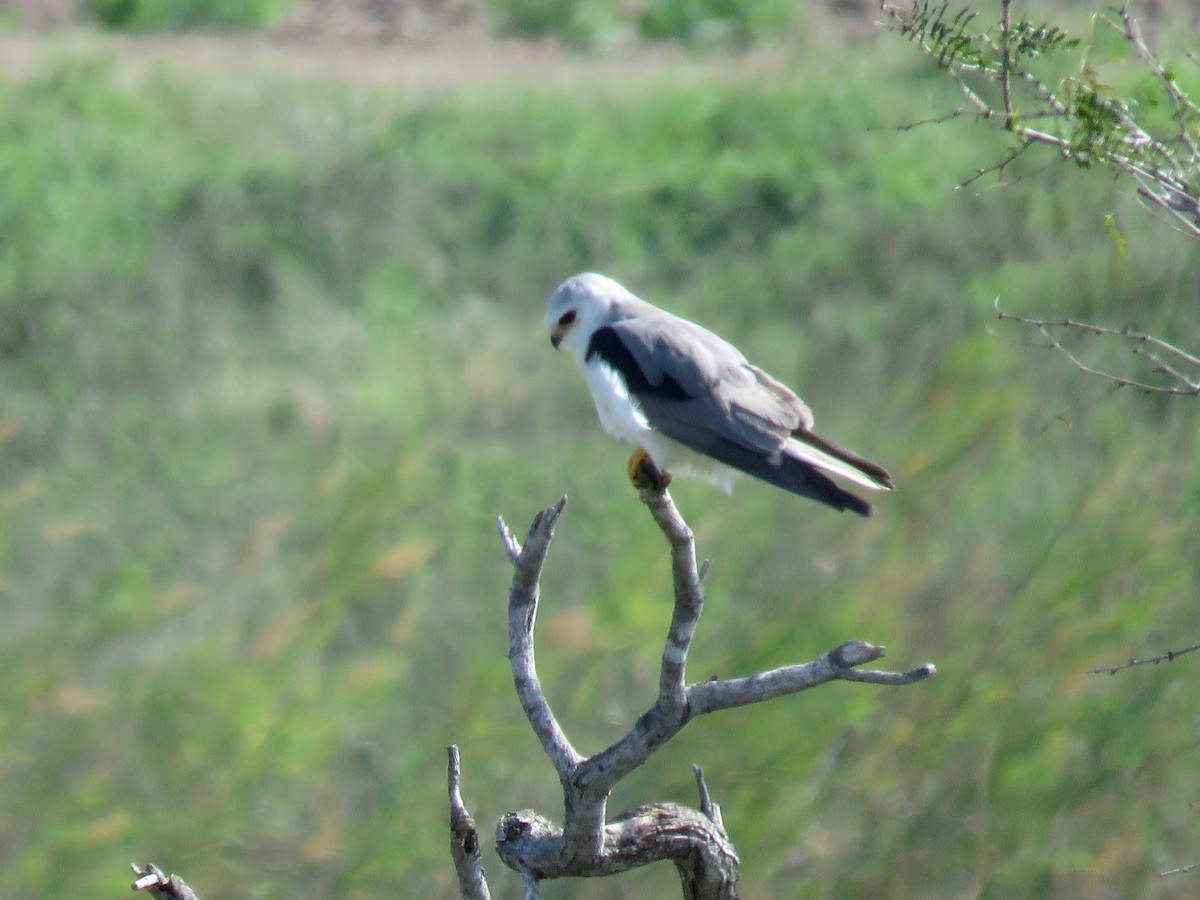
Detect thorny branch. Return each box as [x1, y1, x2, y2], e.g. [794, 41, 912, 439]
[994, 299, 1200, 395]
[1091, 641, 1200, 675]
[449, 475, 934, 897]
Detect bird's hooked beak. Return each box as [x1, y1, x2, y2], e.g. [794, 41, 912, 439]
[549, 310, 577, 350]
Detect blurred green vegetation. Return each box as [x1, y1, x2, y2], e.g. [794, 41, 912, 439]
[485, 0, 795, 47]
[0, 30, 1198, 900]
[81, 0, 293, 30]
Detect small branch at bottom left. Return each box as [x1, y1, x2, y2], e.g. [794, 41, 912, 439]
[448, 745, 492, 900]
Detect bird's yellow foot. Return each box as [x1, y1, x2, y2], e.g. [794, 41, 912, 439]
[627, 448, 672, 492]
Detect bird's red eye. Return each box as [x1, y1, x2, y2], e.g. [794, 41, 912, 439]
[558, 311, 577, 327]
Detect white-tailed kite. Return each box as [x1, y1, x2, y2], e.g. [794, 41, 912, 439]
[545, 273, 893, 516]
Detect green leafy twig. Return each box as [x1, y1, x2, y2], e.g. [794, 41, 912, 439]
[880, 2, 1200, 240]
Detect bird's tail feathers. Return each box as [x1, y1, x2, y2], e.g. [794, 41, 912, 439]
[785, 430, 894, 493]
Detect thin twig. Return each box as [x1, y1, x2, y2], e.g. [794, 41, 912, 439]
[1091, 642, 1200, 675]
[1162, 860, 1200, 876]
[958, 139, 1035, 189]
[887, 107, 971, 131]
[999, 0, 1013, 126]
[995, 300, 1200, 395]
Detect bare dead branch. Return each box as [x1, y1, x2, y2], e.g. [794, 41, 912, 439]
[448, 746, 492, 900]
[478, 479, 934, 896]
[496, 802, 740, 894]
[129, 864, 200, 900]
[1091, 642, 1200, 675]
[994, 299, 1200, 395]
[637, 478, 705, 707]
[501, 496, 583, 784]
[689, 641, 934, 715]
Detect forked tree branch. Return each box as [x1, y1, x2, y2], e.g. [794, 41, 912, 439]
[451, 474, 935, 897]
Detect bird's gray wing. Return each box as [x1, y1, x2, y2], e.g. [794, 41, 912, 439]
[587, 312, 876, 514]
[590, 312, 811, 455]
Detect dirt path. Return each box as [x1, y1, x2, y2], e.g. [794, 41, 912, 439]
[0, 26, 800, 91]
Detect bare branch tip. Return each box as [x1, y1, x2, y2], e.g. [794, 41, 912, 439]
[691, 763, 727, 832]
[498, 516, 522, 562]
[531, 496, 568, 532]
[130, 863, 195, 897]
[692, 763, 710, 801]
[131, 863, 166, 889]
[130, 863, 166, 891]
[1161, 860, 1200, 876]
[832, 639, 886, 668]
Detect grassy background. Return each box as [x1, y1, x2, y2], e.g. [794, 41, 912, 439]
[1, 19, 1199, 900]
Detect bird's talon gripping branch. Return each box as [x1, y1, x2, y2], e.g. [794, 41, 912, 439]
[626, 447, 649, 484]
[628, 448, 672, 491]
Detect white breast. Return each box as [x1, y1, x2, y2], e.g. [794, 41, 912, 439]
[582, 359, 737, 493]
[585, 360, 651, 444]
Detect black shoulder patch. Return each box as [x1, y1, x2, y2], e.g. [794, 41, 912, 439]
[586, 326, 691, 402]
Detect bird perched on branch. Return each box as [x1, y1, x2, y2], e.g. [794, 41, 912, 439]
[544, 273, 893, 516]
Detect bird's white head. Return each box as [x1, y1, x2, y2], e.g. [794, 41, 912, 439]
[544, 272, 632, 366]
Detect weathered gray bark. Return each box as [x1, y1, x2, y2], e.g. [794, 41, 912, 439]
[129, 863, 200, 900]
[448, 477, 935, 898]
